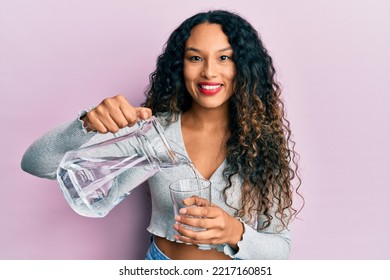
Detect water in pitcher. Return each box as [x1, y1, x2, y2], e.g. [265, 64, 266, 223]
[57, 151, 201, 217]
[57, 154, 159, 217]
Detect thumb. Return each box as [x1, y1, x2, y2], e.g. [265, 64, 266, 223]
[135, 107, 153, 120]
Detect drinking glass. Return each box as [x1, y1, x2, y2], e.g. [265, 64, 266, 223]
[169, 178, 215, 250]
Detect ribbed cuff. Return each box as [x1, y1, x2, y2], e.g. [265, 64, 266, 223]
[78, 106, 96, 134]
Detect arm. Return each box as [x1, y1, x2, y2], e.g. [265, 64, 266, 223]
[21, 117, 96, 179]
[21, 95, 152, 179]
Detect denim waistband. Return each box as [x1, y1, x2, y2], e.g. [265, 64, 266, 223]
[145, 236, 170, 260]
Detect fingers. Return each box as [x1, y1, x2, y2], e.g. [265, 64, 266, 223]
[173, 203, 240, 246]
[84, 95, 152, 133]
[174, 206, 221, 239]
[174, 207, 244, 248]
[182, 196, 210, 207]
[179, 202, 216, 218]
[176, 207, 226, 231]
[175, 213, 214, 231]
[174, 225, 219, 245]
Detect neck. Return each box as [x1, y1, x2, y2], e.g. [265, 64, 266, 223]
[182, 104, 230, 132]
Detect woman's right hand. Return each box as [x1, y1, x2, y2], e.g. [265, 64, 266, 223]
[81, 95, 152, 133]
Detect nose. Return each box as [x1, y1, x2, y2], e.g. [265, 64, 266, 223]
[201, 60, 217, 79]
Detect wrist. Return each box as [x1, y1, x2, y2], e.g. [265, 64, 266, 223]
[227, 217, 244, 250]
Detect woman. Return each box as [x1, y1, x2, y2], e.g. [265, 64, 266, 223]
[21, 10, 301, 260]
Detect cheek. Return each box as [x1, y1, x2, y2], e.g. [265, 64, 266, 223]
[225, 68, 236, 87]
[183, 72, 192, 88]
[183, 66, 194, 83]
[223, 64, 235, 80]
[229, 66, 236, 80]
[184, 70, 200, 95]
[183, 69, 194, 94]
[224, 67, 236, 95]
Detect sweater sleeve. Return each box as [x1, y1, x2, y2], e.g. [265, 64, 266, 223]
[222, 207, 291, 260]
[21, 116, 96, 180]
[223, 221, 291, 260]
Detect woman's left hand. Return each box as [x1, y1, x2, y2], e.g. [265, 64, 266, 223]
[173, 196, 244, 249]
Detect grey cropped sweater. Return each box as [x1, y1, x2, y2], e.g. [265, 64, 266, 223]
[21, 111, 291, 260]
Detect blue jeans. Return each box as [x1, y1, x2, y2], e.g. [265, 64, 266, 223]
[145, 236, 170, 260]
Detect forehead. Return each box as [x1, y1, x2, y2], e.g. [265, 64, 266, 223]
[185, 23, 231, 50]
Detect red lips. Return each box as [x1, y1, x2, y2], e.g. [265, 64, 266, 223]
[198, 82, 223, 95]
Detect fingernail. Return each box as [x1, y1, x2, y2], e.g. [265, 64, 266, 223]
[174, 215, 181, 222]
[174, 224, 179, 231]
[179, 208, 187, 214]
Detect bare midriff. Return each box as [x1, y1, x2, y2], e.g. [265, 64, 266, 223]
[154, 236, 232, 260]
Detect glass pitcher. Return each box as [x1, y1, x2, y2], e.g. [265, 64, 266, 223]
[56, 116, 186, 218]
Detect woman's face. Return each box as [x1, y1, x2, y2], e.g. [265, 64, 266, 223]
[183, 23, 235, 111]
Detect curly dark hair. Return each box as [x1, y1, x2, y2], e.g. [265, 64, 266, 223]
[143, 10, 302, 230]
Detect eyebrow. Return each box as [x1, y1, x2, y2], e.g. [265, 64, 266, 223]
[185, 47, 233, 53]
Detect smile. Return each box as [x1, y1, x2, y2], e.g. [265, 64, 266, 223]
[198, 83, 223, 95]
[200, 84, 221, 90]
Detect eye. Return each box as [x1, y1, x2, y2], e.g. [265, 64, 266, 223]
[189, 56, 202, 62]
[220, 55, 231, 61]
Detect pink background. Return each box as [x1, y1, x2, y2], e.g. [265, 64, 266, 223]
[1, 0, 389, 259]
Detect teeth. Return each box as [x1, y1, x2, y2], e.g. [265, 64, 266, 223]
[200, 85, 221, 90]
